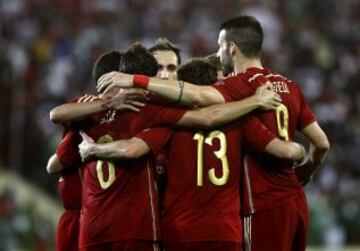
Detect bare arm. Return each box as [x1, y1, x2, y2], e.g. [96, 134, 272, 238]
[177, 85, 281, 128]
[302, 122, 329, 165]
[50, 89, 146, 124]
[50, 100, 109, 124]
[264, 139, 305, 161]
[78, 132, 150, 161]
[97, 71, 225, 107]
[142, 78, 225, 106]
[46, 154, 64, 174]
[296, 122, 330, 185]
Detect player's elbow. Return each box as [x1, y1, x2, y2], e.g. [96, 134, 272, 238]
[189, 86, 213, 107]
[189, 92, 206, 107]
[315, 137, 330, 153]
[46, 155, 61, 174]
[49, 109, 63, 123]
[46, 163, 53, 174]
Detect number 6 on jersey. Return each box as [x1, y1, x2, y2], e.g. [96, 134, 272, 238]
[96, 135, 116, 189]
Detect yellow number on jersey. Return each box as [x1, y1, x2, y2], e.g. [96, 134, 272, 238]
[276, 104, 289, 141]
[96, 135, 116, 189]
[193, 131, 229, 187]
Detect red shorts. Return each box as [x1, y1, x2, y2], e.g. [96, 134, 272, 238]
[81, 241, 160, 251]
[56, 210, 80, 251]
[244, 192, 308, 251]
[164, 241, 242, 251]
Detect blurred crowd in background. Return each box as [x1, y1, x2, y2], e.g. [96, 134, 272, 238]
[0, 0, 359, 250]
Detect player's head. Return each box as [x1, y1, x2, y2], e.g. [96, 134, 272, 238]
[177, 58, 217, 86]
[92, 51, 122, 97]
[205, 54, 225, 80]
[120, 42, 158, 77]
[149, 38, 181, 80]
[92, 51, 122, 83]
[217, 15, 263, 75]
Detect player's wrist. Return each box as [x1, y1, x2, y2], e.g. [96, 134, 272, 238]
[133, 75, 150, 89]
[294, 145, 308, 167]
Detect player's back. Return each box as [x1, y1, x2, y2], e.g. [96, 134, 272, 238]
[239, 67, 315, 214]
[79, 109, 162, 247]
[162, 122, 244, 243]
[76, 101, 186, 248]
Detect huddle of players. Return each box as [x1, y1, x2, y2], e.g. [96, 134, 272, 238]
[47, 15, 330, 251]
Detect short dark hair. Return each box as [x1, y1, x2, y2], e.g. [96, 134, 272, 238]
[120, 42, 158, 77]
[92, 51, 121, 82]
[177, 58, 217, 86]
[220, 15, 263, 58]
[149, 38, 181, 65]
[205, 54, 223, 71]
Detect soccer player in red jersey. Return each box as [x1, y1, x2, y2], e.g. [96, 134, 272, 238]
[46, 51, 146, 251]
[58, 53, 283, 251]
[47, 131, 82, 251]
[149, 38, 181, 80]
[52, 44, 189, 251]
[86, 58, 307, 251]
[97, 16, 330, 251]
[149, 38, 182, 210]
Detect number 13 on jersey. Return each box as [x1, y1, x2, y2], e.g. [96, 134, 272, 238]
[193, 131, 229, 187]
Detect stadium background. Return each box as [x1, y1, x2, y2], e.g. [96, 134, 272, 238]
[0, 0, 359, 250]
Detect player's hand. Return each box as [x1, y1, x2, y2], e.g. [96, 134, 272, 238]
[78, 131, 95, 162]
[255, 83, 282, 110]
[295, 161, 315, 186]
[97, 71, 133, 94]
[102, 88, 148, 112]
[77, 94, 101, 103]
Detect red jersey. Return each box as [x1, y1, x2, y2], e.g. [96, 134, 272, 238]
[58, 169, 82, 210]
[212, 67, 316, 214]
[55, 131, 82, 251]
[161, 117, 276, 242]
[64, 104, 185, 248]
[56, 129, 83, 209]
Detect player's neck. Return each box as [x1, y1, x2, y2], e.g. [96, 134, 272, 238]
[233, 57, 263, 74]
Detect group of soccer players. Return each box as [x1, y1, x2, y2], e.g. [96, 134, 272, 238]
[46, 15, 330, 251]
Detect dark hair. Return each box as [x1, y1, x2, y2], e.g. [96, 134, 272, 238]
[92, 51, 121, 82]
[205, 54, 223, 71]
[120, 42, 158, 77]
[177, 58, 217, 86]
[149, 38, 181, 65]
[220, 15, 263, 58]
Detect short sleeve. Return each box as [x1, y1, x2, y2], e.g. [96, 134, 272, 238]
[56, 130, 82, 168]
[242, 116, 277, 152]
[297, 88, 316, 130]
[210, 76, 254, 102]
[134, 128, 172, 156]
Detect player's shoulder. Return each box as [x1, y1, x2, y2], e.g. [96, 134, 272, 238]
[212, 74, 246, 88]
[264, 69, 296, 84]
[263, 68, 302, 92]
